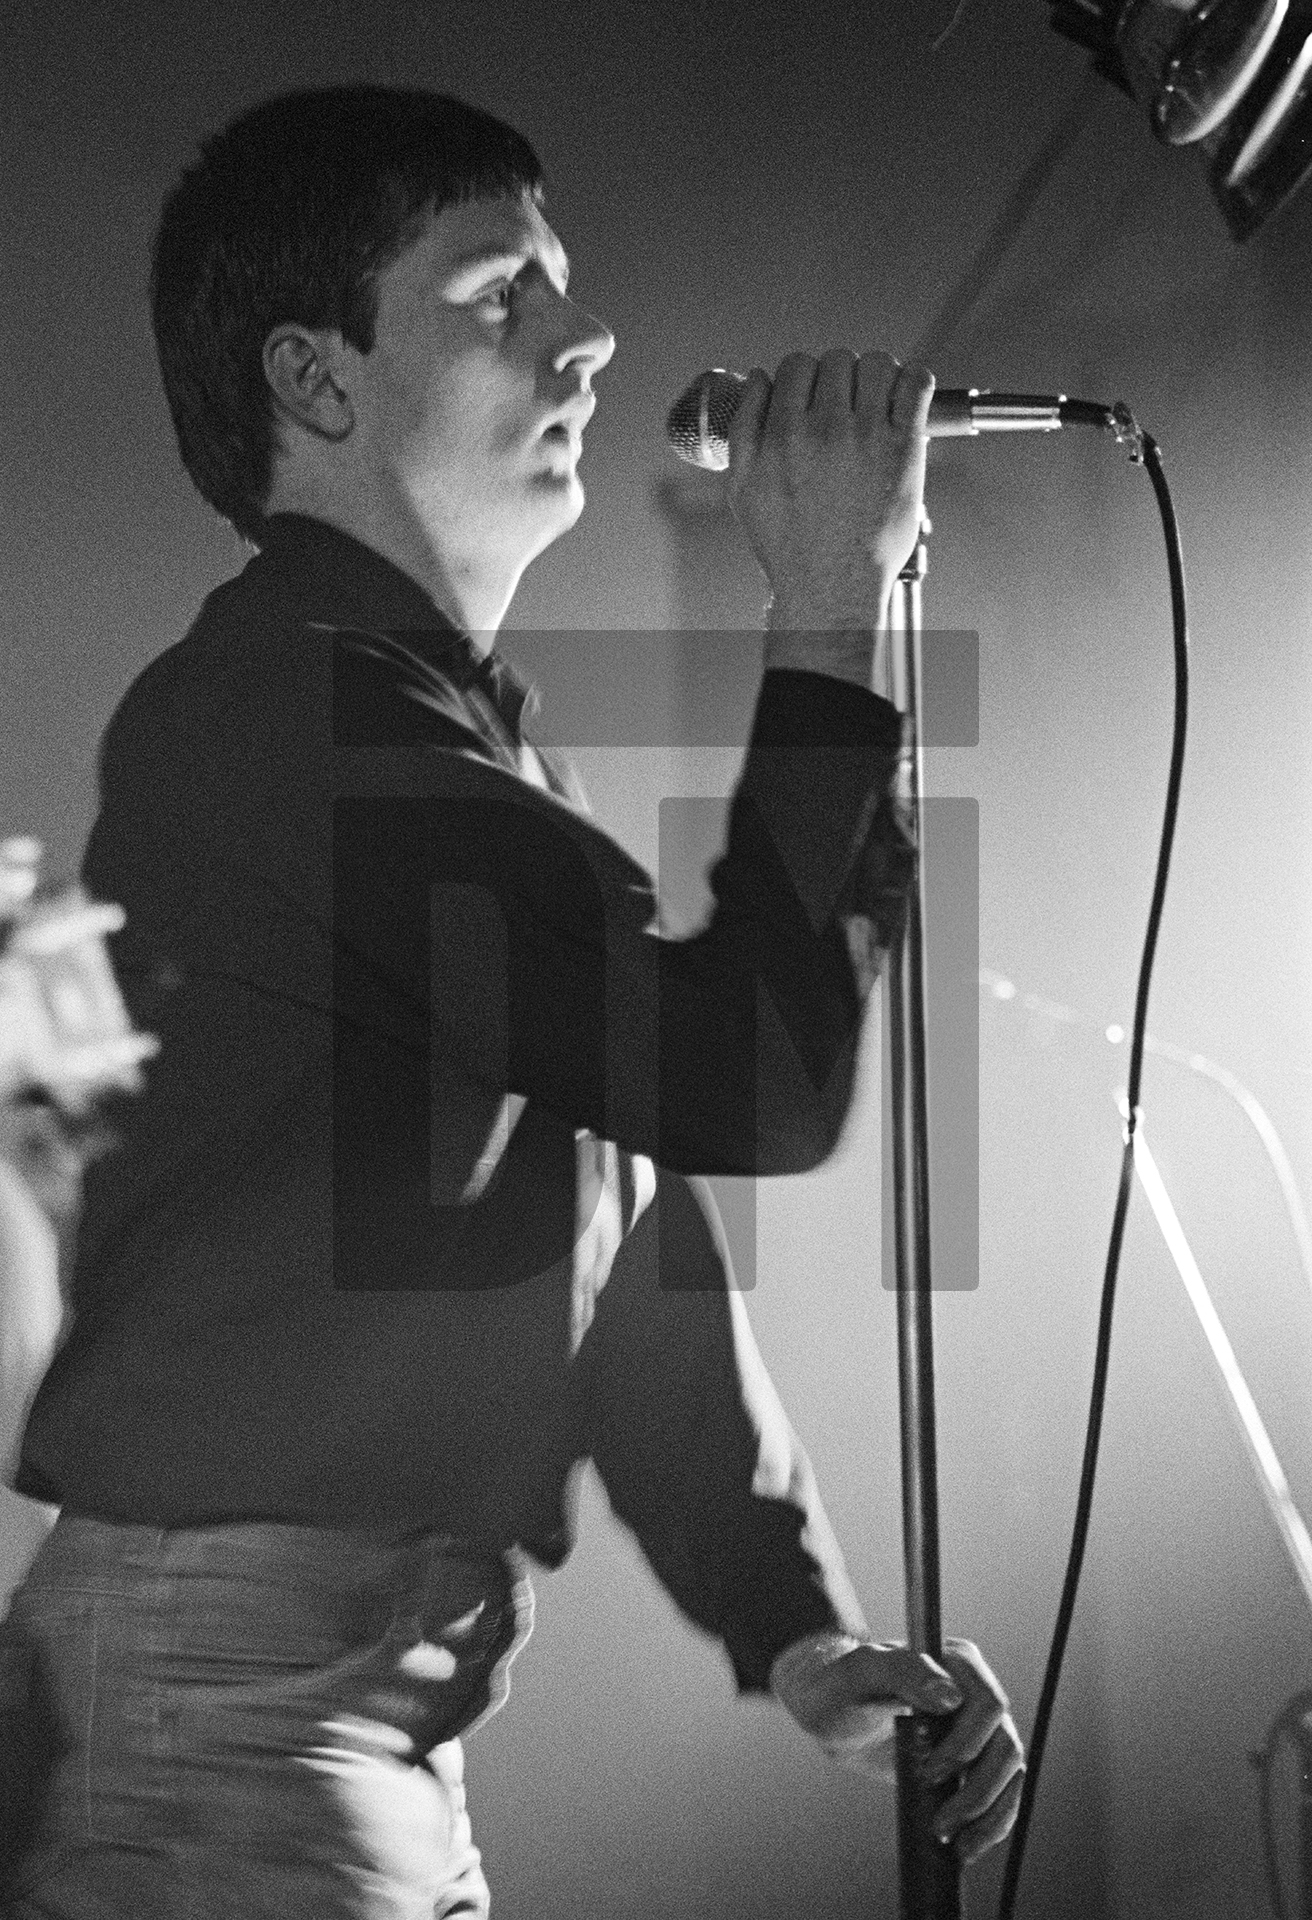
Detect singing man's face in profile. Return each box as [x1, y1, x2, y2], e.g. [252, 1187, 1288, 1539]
[348, 192, 615, 577]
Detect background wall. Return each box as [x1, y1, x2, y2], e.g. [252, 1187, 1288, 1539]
[3, 3, 1311, 1916]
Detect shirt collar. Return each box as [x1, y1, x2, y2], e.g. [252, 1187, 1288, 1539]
[252, 512, 539, 743]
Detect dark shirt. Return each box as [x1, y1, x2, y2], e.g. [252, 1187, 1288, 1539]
[16, 513, 914, 1690]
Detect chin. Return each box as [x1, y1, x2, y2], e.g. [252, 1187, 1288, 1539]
[529, 470, 585, 524]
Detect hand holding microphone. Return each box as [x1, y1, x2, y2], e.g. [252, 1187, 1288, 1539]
[665, 359, 1127, 684]
[716, 349, 936, 650]
[668, 367, 1100, 467]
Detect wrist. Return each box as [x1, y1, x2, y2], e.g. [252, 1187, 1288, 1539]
[763, 614, 892, 700]
[770, 1628, 866, 1701]
[765, 560, 896, 633]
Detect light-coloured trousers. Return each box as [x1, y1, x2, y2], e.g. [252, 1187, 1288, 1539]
[0, 1512, 533, 1918]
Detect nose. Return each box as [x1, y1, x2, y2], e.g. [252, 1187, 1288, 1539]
[553, 298, 615, 380]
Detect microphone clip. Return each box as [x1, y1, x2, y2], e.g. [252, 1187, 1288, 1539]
[1110, 400, 1147, 464]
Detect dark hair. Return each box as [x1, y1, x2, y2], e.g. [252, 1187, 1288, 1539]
[150, 86, 545, 544]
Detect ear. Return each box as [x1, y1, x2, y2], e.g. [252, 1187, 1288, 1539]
[262, 325, 355, 441]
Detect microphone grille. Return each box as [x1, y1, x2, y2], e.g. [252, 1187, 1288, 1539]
[665, 369, 747, 470]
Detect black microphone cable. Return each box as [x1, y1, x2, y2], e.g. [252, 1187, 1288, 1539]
[996, 425, 1190, 1917]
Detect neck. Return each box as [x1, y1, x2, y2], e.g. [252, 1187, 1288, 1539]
[263, 476, 522, 650]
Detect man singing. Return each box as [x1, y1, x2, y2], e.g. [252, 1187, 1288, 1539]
[0, 85, 1023, 1917]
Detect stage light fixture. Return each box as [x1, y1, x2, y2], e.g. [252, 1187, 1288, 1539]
[1047, 0, 1312, 237]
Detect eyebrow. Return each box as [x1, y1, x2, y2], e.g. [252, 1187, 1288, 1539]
[447, 244, 570, 288]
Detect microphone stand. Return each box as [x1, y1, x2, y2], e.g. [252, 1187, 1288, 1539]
[885, 528, 962, 1919]
[663, 377, 1148, 1918]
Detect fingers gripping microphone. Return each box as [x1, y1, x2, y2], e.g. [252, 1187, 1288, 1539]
[666, 369, 1134, 470]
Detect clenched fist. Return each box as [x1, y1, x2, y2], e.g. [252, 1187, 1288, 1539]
[725, 349, 934, 638]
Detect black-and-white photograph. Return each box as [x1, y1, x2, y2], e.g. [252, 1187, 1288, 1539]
[1, 4, 1310, 1915]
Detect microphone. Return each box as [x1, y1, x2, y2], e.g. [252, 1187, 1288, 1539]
[666, 369, 1122, 470]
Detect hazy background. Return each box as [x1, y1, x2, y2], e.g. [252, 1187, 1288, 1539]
[3, 2, 1311, 1915]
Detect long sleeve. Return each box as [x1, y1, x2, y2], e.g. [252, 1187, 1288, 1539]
[332, 666, 914, 1182]
[575, 1170, 868, 1693]
[17, 531, 917, 1534]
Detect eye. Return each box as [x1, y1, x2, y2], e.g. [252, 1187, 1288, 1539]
[476, 281, 515, 317]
